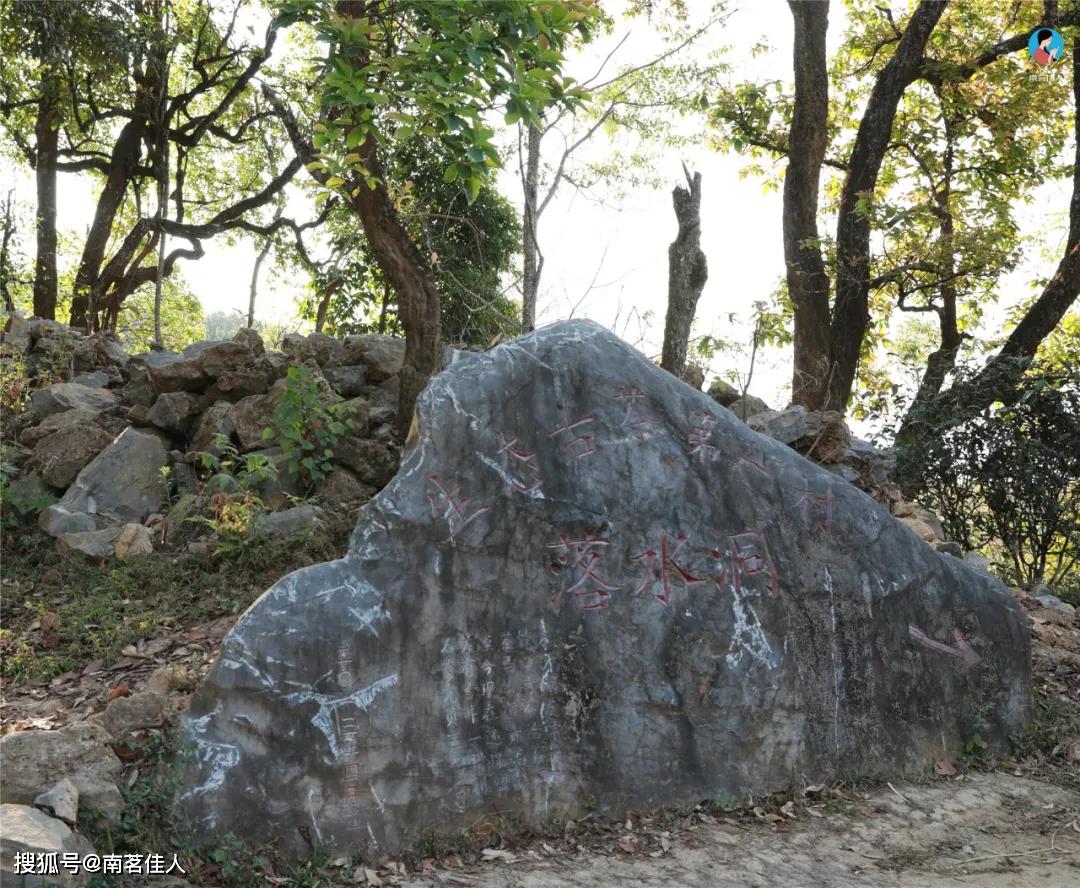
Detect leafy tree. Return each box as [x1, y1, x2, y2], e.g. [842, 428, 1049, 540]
[269, 0, 598, 432]
[115, 274, 205, 352]
[297, 136, 521, 346]
[710, 1, 1079, 416]
[896, 364, 1080, 591]
[0, 0, 310, 329]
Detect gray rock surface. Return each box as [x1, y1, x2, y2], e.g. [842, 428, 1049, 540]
[31, 425, 115, 489]
[707, 378, 739, 407]
[253, 504, 325, 539]
[0, 722, 123, 822]
[52, 428, 167, 525]
[0, 804, 95, 887]
[341, 333, 405, 381]
[146, 392, 200, 436]
[18, 408, 104, 447]
[33, 778, 79, 825]
[726, 393, 771, 421]
[1033, 593, 1076, 617]
[57, 526, 124, 559]
[29, 383, 117, 419]
[189, 401, 236, 455]
[177, 321, 1030, 856]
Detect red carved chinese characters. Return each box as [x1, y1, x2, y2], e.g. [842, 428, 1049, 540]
[792, 481, 835, 533]
[547, 533, 621, 610]
[687, 410, 718, 461]
[496, 433, 544, 494]
[738, 448, 772, 476]
[710, 528, 778, 596]
[631, 532, 706, 605]
[546, 409, 597, 460]
[425, 474, 492, 544]
[613, 386, 661, 442]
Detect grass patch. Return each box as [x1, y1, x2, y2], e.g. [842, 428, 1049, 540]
[0, 515, 353, 684]
[1013, 686, 1080, 792]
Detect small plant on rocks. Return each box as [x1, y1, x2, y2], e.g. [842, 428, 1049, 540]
[262, 364, 354, 486]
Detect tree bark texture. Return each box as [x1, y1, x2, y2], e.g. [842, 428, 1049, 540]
[521, 122, 542, 333]
[783, 0, 832, 408]
[826, 0, 947, 410]
[660, 167, 707, 378]
[32, 72, 59, 320]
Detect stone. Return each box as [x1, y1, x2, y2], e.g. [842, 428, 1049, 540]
[900, 516, 939, 543]
[190, 401, 237, 455]
[935, 541, 964, 559]
[101, 691, 166, 739]
[53, 428, 168, 525]
[323, 364, 368, 398]
[965, 551, 992, 573]
[747, 407, 851, 464]
[18, 408, 103, 447]
[184, 340, 253, 378]
[244, 449, 307, 510]
[70, 370, 111, 388]
[207, 363, 276, 402]
[707, 378, 740, 407]
[120, 366, 157, 407]
[164, 494, 201, 546]
[0, 721, 123, 822]
[681, 363, 705, 391]
[914, 508, 945, 542]
[0, 804, 95, 887]
[339, 397, 370, 438]
[284, 331, 342, 367]
[71, 333, 128, 372]
[33, 778, 79, 825]
[1032, 593, 1076, 617]
[177, 320, 1029, 856]
[114, 523, 153, 559]
[727, 393, 771, 422]
[316, 467, 375, 507]
[143, 352, 209, 393]
[29, 383, 116, 419]
[253, 504, 325, 539]
[368, 376, 400, 413]
[1, 312, 31, 354]
[57, 526, 123, 559]
[233, 327, 265, 356]
[168, 452, 200, 496]
[340, 333, 405, 381]
[146, 664, 194, 695]
[38, 505, 101, 537]
[231, 392, 278, 453]
[146, 392, 200, 436]
[31, 425, 115, 489]
[332, 437, 398, 488]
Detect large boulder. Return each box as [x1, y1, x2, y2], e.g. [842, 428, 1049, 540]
[49, 428, 167, 525]
[28, 383, 116, 419]
[176, 320, 1030, 856]
[18, 408, 104, 448]
[0, 721, 123, 822]
[189, 401, 237, 455]
[30, 425, 115, 489]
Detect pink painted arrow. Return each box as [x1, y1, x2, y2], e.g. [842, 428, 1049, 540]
[908, 624, 982, 671]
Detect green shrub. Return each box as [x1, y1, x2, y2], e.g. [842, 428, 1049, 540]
[261, 365, 354, 486]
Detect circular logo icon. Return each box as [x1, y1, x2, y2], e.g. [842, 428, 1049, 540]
[1029, 27, 1065, 66]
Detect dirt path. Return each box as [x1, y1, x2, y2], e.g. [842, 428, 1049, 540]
[403, 774, 1079, 888]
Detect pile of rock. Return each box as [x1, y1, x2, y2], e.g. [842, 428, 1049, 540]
[0, 667, 190, 886]
[2, 317, 409, 558]
[704, 378, 974, 559]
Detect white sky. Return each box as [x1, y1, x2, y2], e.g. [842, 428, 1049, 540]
[1, 0, 1070, 412]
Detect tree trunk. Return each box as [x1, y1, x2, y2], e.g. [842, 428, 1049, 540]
[660, 167, 707, 378]
[68, 115, 146, 328]
[32, 73, 59, 320]
[248, 239, 272, 330]
[352, 135, 441, 436]
[521, 122, 542, 333]
[826, 0, 947, 411]
[1, 190, 17, 314]
[783, 0, 832, 408]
